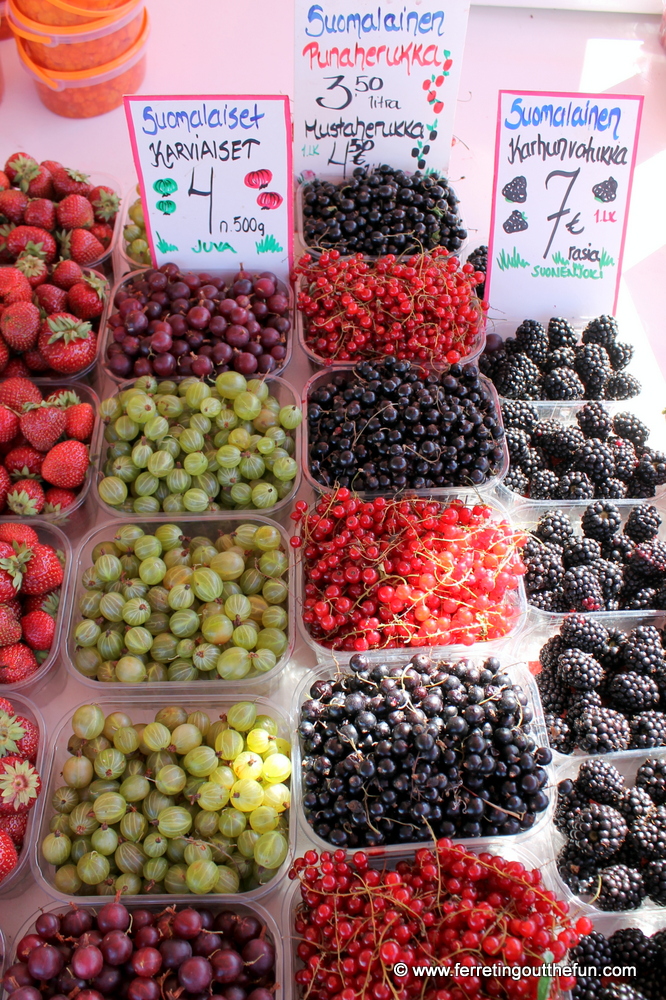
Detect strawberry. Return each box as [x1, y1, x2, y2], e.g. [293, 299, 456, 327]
[0, 378, 42, 411]
[0, 813, 28, 848]
[41, 440, 89, 489]
[0, 609, 21, 648]
[4, 445, 44, 478]
[26, 167, 53, 200]
[0, 301, 40, 352]
[0, 172, 9, 192]
[23, 589, 58, 615]
[59, 228, 105, 266]
[52, 167, 90, 199]
[0, 339, 9, 375]
[4, 598, 22, 620]
[7, 480, 45, 517]
[34, 283, 67, 315]
[4, 153, 37, 186]
[0, 406, 19, 444]
[45, 388, 77, 406]
[0, 829, 18, 882]
[0, 269, 32, 305]
[89, 185, 120, 222]
[0, 698, 14, 714]
[0, 224, 16, 264]
[20, 542, 65, 595]
[56, 194, 93, 231]
[20, 610, 53, 652]
[23, 198, 56, 232]
[20, 404, 66, 451]
[0, 645, 37, 684]
[0, 467, 10, 513]
[0, 524, 38, 546]
[0, 542, 23, 603]
[40, 159, 63, 176]
[2, 359, 29, 378]
[44, 488, 76, 514]
[6, 227, 57, 264]
[0, 754, 41, 814]
[65, 402, 94, 442]
[90, 223, 113, 248]
[67, 272, 107, 319]
[51, 259, 83, 290]
[15, 717, 39, 761]
[38, 313, 97, 374]
[14, 252, 48, 288]
[0, 190, 28, 224]
[23, 349, 50, 374]
[0, 710, 25, 759]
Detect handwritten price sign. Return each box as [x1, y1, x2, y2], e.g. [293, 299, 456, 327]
[293, 0, 470, 179]
[486, 90, 643, 328]
[124, 95, 292, 276]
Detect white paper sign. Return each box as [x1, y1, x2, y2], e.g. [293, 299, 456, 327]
[124, 95, 292, 276]
[293, 0, 470, 179]
[486, 90, 643, 328]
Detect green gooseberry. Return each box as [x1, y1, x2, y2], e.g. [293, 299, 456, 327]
[79, 590, 102, 617]
[122, 597, 151, 626]
[139, 557, 167, 585]
[157, 395, 184, 419]
[144, 415, 170, 440]
[168, 583, 195, 610]
[119, 774, 150, 803]
[167, 661, 198, 682]
[146, 662, 169, 681]
[97, 629, 124, 661]
[147, 586, 170, 612]
[75, 619, 101, 647]
[151, 633, 179, 662]
[147, 451, 174, 477]
[192, 643, 219, 672]
[115, 656, 147, 683]
[98, 477, 128, 506]
[125, 627, 153, 655]
[192, 471, 218, 497]
[251, 483, 278, 509]
[166, 469, 191, 493]
[183, 489, 209, 513]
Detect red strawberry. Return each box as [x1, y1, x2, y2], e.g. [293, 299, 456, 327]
[67, 272, 107, 319]
[0, 542, 23, 603]
[0, 524, 38, 546]
[4, 599, 22, 620]
[20, 542, 65, 595]
[0, 190, 28, 225]
[34, 283, 67, 315]
[56, 195, 94, 231]
[23, 198, 56, 232]
[25, 167, 53, 200]
[65, 401, 94, 442]
[40, 159, 63, 176]
[6, 227, 57, 264]
[44, 487, 76, 513]
[41, 440, 89, 489]
[90, 223, 113, 248]
[0, 172, 9, 192]
[51, 166, 90, 199]
[0, 269, 32, 305]
[0, 645, 37, 685]
[22, 589, 58, 616]
[0, 812, 28, 848]
[50, 259, 83, 290]
[2, 360, 29, 379]
[89, 185, 120, 222]
[0, 828, 18, 881]
[15, 717, 39, 760]
[38, 313, 97, 374]
[4, 446, 44, 478]
[20, 404, 66, 451]
[0, 406, 19, 444]
[0, 468, 10, 512]
[0, 301, 40, 352]
[20, 610, 53, 652]
[0, 708, 27, 756]
[59, 228, 105, 266]
[7, 480, 45, 517]
[4, 153, 37, 186]
[14, 253, 48, 288]
[0, 378, 42, 411]
[0, 753, 41, 814]
[0, 608, 20, 647]
[0, 224, 16, 264]
[0, 698, 14, 714]
[0, 339, 9, 375]
[23, 349, 50, 373]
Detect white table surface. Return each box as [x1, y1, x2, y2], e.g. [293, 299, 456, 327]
[1, 0, 666, 981]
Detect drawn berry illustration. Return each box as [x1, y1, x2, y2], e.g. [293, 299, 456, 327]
[156, 200, 176, 215]
[593, 177, 618, 203]
[257, 191, 283, 211]
[503, 210, 528, 234]
[153, 178, 178, 197]
[245, 169, 272, 190]
[502, 176, 527, 203]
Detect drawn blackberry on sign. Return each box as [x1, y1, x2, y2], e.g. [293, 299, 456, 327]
[502, 176, 527, 203]
[593, 177, 618, 203]
[503, 210, 528, 234]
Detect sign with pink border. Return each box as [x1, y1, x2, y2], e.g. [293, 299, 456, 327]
[485, 90, 642, 329]
[124, 95, 293, 277]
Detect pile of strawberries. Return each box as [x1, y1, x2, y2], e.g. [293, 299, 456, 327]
[0, 522, 64, 685]
[0, 377, 92, 516]
[0, 693, 41, 884]
[0, 151, 119, 269]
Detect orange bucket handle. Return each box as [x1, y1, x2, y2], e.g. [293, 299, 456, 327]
[35, 0, 137, 18]
[15, 5, 148, 88]
[7, 0, 141, 42]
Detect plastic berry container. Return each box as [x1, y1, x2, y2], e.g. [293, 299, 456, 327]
[0, 518, 71, 695]
[91, 374, 302, 521]
[301, 364, 509, 501]
[31, 693, 297, 906]
[13, 0, 132, 27]
[113, 180, 148, 278]
[0, 691, 45, 898]
[64, 513, 295, 694]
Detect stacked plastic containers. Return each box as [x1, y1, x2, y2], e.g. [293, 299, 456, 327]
[7, 0, 149, 117]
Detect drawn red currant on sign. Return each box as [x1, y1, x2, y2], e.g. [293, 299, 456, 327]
[433, 101, 444, 113]
[422, 79, 431, 90]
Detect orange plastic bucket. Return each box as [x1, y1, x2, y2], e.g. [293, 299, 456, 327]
[14, 0, 130, 28]
[8, 0, 143, 71]
[15, 6, 148, 117]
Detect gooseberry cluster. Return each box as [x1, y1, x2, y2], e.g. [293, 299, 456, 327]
[72, 521, 289, 684]
[295, 249, 484, 365]
[3, 901, 277, 1000]
[291, 842, 589, 1000]
[292, 490, 527, 650]
[97, 372, 302, 515]
[41, 701, 291, 896]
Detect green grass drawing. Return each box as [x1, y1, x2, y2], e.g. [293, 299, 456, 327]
[496, 247, 530, 271]
[600, 248, 615, 268]
[256, 234, 283, 254]
[155, 232, 178, 254]
[552, 251, 567, 266]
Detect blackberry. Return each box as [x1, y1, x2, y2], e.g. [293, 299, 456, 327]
[574, 438, 616, 482]
[613, 412, 650, 448]
[558, 471, 596, 500]
[636, 758, 666, 804]
[609, 437, 638, 482]
[561, 616, 610, 656]
[608, 673, 661, 713]
[582, 501, 623, 542]
[607, 341, 634, 371]
[529, 588, 569, 612]
[643, 858, 666, 905]
[558, 648, 604, 689]
[623, 586, 658, 611]
[576, 403, 612, 442]
[625, 504, 662, 542]
[595, 864, 645, 910]
[538, 664, 571, 714]
[609, 929, 653, 971]
[520, 446, 547, 475]
[596, 560, 624, 610]
[466, 245, 487, 298]
[506, 427, 531, 463]
[539, 634, 565, 670]
[494, 354, 542, 399]
[596, 479, 629, 499]
[515, 319, 549, 365]
[623, 626, 666, 673]
[630, 711, 666, 749]
[563, 537, 603, 568]
[542, 347, 576, 372]
[629, 805, 666, 859]
[617, 786, 655, 823]
[626, 475, 658, 499]
[501, 399, 539, 432]
[603, 534, 635, 563]
[555, 778, 589, 833]
[534, 510, 574, 547]
[573, 978, 605, 1000]
[634, 976, 661, 1000]
[636, 449, 666, 487]
[574, 343, 612, 396]
[626, 541, 666, 580]
[548, 316, 578, 349]
[503, 467, 529, 494]
[541, 366, 585, 400]
[524, 543, 565, 592]
[599, 987, 650, 1000]
[571, 930, 613, 971]
[601, 628, 627, 667]
[577, 707, 631, 753]
[534, 420, 584, 458]
[582, 314, 619, 348]
[528, 469, 559, 499]
[577, 759, 625, 804]
[563, 565, 605, 612]
[569, 690, 603, 727]
[557, 842, 598, 893]
[544, 712, 573, 753]
[605, 373, 642, 400]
